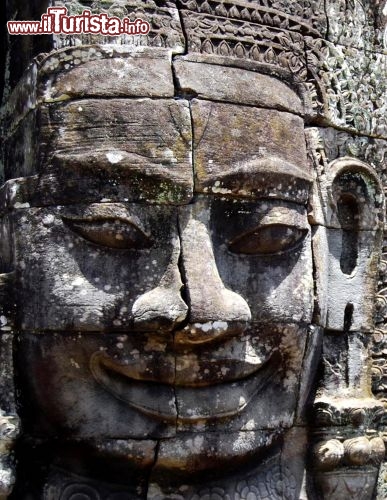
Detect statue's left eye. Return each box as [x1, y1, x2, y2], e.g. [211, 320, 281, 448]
[228, 224, 307, 255]
[62, 218, 153, 250]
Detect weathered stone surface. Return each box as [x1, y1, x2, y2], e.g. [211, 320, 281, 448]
[11, 437, 157, 499]
[179, 197, 313, 327]
[148, 439, 298, 500]
[325, 0, 386, 52]
[0, 335, 19, 498]
[13, 194, 314, 434]
[326, 228, 381, 332]
[0, 335, 16, 416]
[314, 333, 385, 423]
[17, 333, 176, 438]
[12, 204, 184, 331]
[153, 431, 280, 479]
[177, 0, 325, 84]
[173, 58, 304, 114]
[0, 62, 38, 134]
[175, 325, 308, 433]
[2, 110, 38, 181]
[376, 461, 387, 499]
[306, 127, 387, 189]
[39, 47, 175, 101]
[311, 327, 386, 499]
[281, 427, 309, 498]
[307, 154, 384, 333]
[39, 98, 192, 191]
[4, 98, 193, 205]
[308, 156, 384, 230]
[306, 40, 387, 138]
[311, 225, 329, 328]
[320, 129, 387, 176]
[42, 468, 149, 499]
[296, 325, 323, 423]
[191, 99, 312, 201]
[314, 467, 380, 500]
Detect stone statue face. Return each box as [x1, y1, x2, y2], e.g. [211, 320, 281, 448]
[2, 1, 386, 498]
[14, 82, 313, 484]
[11, 67, 317, 491]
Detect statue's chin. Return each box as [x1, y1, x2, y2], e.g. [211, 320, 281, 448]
[149, 429, 283, 484]
[40, 435, 287, 500]
[48, 430, 283, 487]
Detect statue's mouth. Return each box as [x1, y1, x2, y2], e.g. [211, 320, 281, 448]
[90, 350, 275, 423]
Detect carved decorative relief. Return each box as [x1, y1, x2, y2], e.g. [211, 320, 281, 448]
[176, 0, 325, 81]
[325, 0, 386, 52]
[306, 38, 387, 137]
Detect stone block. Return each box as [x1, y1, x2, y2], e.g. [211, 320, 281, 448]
[326, 228, 381, 332]
[39, 47, 175, 101]
[11, 204, 183, 332]
[51, 0, 185, 54]
[173, 57, 304, 115]
[191, 99, 312, 202]
[8, 98, 193, 205]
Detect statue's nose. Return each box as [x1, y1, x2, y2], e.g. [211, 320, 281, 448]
[176, 214, 251, 344]
[131, 211, 251, 342]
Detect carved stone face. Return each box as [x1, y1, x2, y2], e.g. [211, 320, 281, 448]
[10, 62, 317, 493]
[1, 0, 386, 496]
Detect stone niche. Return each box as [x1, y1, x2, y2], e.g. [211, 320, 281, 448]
[1, 1, 387, 499]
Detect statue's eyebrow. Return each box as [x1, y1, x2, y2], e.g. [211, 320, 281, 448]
[195, 157, 313, 202]
[212, 158, 313, 184]
[61, 214, 137, 224]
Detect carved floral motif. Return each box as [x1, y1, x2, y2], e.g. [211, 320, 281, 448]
[306, 38, 387, 137]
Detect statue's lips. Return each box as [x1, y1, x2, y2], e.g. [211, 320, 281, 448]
[90, 351, 274, 422]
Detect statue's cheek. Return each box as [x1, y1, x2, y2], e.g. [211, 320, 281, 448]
[12, 205, 181, 333]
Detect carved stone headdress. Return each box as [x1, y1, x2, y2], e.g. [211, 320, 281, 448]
[3, 0, 386, 134]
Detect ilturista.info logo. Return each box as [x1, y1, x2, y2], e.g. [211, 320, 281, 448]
[7, 6, 150, 36]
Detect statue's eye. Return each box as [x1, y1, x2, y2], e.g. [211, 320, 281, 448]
[62, 218, 153, 250]
[228, 224, 307, 255]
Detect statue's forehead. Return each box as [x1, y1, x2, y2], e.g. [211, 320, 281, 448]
[191, 99, 311, 202]
[2, 55, 311, 208]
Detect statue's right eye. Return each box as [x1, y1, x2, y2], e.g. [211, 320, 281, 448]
[62, 218, 153, 250]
